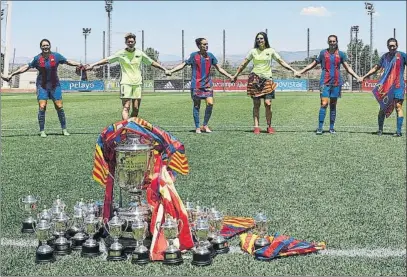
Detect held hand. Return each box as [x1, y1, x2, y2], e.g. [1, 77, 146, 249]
[85, 64, 94, 71]
[294, 71, 302, 78]
[357, 76, 364, 83]
[165, 70, 172, 76]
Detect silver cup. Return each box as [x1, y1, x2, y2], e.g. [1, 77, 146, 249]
[209, 210, 229, 254]
[253, 212, 270, 249]
[105, 213, 127, 261]
[81, 214, 101, 258]
[191, 218, 212, 266]
[70, 207, 88, 250]
[131, 216, 149, 264]
[156, 215, 183, 265]
[52, 212, 71, 255]
[20, 193, 41, 233]
[34, 219, 55, 264]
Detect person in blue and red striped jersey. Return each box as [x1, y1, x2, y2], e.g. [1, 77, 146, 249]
[297, 35, 360, 135]
[362, 38, 407, 137]
[5, 39, 82, 137]
[169, 38, 234, 133]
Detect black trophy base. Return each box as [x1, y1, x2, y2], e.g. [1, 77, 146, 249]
[105, 236, 151, 254]
[21, 222, 35, 233]
[106, 249, 127, 261]
[162, 250, 183, 265]
[81, 244, 101, 258]
[191, 252, 212, 266]
[54, 244, 72, 256]
[71, 236, 88, 251]
[131, 251, 150, 265]
[207, 243, 216, 258]
[213, 241, 230, 254]
[35, 251, 56, 264]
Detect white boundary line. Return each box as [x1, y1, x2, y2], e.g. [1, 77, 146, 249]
[1, 238, 405, 258]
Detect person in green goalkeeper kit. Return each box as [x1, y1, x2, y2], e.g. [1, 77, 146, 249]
[87, 33, 171, 119]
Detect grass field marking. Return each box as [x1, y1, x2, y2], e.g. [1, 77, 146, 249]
[2, 238, 405, 258]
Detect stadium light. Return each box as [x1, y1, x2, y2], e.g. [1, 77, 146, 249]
[1, 8, 4, 20]
[82, 28, 91, 64]
[365, 2, 375, 68]
[351, 26, 359, 75]
[105, 0, 113, 86]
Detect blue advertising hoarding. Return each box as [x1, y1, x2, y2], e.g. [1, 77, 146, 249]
[60, 80, 105, 91]
[274, 79, 308, 91]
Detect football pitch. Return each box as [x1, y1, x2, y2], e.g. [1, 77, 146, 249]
[1, 91, 406, 276]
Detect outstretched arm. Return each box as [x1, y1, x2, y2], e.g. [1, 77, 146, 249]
[170, 62, 187, 74]
[233, 59, 251, 80]
[87, 58, 109, 70]
[342, 61, 360, 80]
[151, 61, 170, 75]
[298, 60, 318, 75]
[9, 64, 30, 79]
[213, 64, 233, 80]
[275, 57, 298, 74]
[362, 64, 381, 80]
[65, 60, 82, 67]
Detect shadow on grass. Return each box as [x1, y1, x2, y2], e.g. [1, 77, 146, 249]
[1, 131, 101, 138]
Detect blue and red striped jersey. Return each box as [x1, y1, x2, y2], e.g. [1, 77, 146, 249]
[316, 49, 347, 86]
[28, 52, 67, 88]
[378, 51, 407, 90]
[185, 51, 218, 89]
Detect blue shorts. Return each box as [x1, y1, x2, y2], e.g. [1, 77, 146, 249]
[191, 88, 213, 100]
[37, 86, 62, 101]
[394, 88, 405, 100]
[320, 85, 341, 98]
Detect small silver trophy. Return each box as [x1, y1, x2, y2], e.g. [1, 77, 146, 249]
[34, 219, 55, 264]
[21, 193, 41, 233]
[131, 216, 149, 265]
[52, 212, 71, 255]
[209, 210, 229, 254]
[105, 213, 127, 261]
[191, 218, 212, 266]
[157, 215, 183, 265]
[70, 206, 88, 250]
[81, 214, 101, 258]
[253, 212, 270, 250]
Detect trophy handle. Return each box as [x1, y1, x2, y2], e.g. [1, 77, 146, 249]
[155, 221, 161, 232]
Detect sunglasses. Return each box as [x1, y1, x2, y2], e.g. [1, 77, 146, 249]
[388, 45, 397, 48]
[328, 40, 337, 43]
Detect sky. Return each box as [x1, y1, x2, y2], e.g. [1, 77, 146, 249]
[1, 0, 406, 63]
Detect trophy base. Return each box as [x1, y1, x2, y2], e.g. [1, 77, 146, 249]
[106, 249, 127, 261]
[35, 252, 56, 264]
[21, 222, 35, 233]
[162, 250, 183, 265]
[81, 244, 101, 258]
[212, 241, 230, 254]
[131, 251, 150, 265]
[71, 236, 88, 251]
[191, 252, 212, 266]
[105, 236, 151, 254]
[54, 244, 72, 256]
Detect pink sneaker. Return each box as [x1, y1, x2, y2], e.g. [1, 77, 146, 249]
[253, 127, 261, 134]
[267, 126, 275, 134]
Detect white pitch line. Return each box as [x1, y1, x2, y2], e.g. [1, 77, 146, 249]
[2, 238, 405, 258]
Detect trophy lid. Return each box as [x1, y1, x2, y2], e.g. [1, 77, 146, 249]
[52, 195, 66, 209]
[162, 215, 177, 228]
[254, 212, 267, 223]
[75, 198, 87, 209]
[131, 216, 145, 228]
[53, 212, 69, 222]
[210, 210, 223, 220]
[38, 205, 51, 220]
[115, 132, 153, 151]
[109, 214, 124, 226]
[37, 219, 51, 230]
[22, 194, 39, 204]
[84, 213, 97, 223]
[195, 218, 209, 230]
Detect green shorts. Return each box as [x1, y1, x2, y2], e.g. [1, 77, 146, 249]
[120, 84, 142, 99]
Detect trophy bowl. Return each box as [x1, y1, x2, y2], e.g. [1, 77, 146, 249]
[70, 207, 88, 251]
[253, 212, 270, 250]
[34, 220, 55, 264]
[36, 206, 55, 248]
[81, 214, 101, 258]
[131, 217, 149, 265]
[192, 218, 212, 266]
[157, 215, 183, 265]
[209, 210, 229, 254]
[52, 212, 71, 256]
[105, 213, 127, 261]
[21, 193, 41, 233]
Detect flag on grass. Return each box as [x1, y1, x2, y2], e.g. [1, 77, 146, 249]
[92, 117, 193, 260]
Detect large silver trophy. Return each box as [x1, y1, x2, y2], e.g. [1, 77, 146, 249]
[20, 193, 41, 233]
[112, 132, 154, 252]
[34, 219, 55, 264]
[253, 212, 270, 250]
[191, 218, 212, 266]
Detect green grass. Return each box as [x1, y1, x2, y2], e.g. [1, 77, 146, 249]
[1, 91, 406, 276]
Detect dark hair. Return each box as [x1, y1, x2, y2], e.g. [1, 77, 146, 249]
[195, 38, 206, 48]
[254, 32, 270, 48]
[124, 33, 136, 41]
[327, 35, 338, 42]
[40, 39, 51, 47]
[387, 38, 398, 47]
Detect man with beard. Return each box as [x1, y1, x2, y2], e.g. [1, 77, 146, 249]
[362, 38, 407, 137]
[296, 35, 360, 135]
[87, 33, 171, 120]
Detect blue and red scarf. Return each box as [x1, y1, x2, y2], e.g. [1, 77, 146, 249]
[38, 54, 58, 89]
[372, 52, 402, 117]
